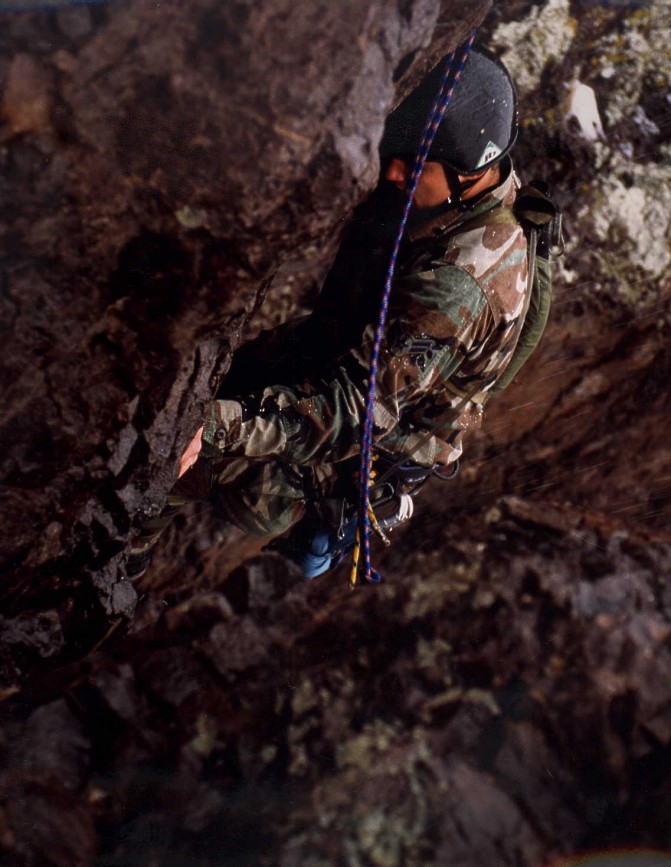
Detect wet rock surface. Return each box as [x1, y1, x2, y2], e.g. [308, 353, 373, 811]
[2, 0, 671, 865]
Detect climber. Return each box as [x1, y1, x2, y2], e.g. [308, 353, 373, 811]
[127, 46, 554, 581]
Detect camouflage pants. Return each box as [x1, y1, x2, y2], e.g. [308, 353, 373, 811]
[204, 456, 309, 537]
[129, 455, 342, 568]
[152, 456, 314, 539]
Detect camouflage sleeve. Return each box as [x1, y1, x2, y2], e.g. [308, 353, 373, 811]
[202, 265, 492, 465]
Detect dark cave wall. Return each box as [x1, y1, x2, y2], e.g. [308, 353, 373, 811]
[0, 0, 492, 601]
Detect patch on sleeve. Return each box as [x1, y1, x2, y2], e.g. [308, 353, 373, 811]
[388, 323, 455, 373]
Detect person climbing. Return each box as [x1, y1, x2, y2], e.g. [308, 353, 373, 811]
[126, 45, 558, 582]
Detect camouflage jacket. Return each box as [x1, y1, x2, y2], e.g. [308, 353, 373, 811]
[203, 158, 529, 474]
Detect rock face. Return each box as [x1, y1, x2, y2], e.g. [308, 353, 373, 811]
[460, 0, 671, 530]
[0, 0, 490, 624]
[3, 502, 671, 866]
[3, 0, 671, 865]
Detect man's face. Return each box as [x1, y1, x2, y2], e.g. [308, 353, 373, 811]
[384, 158, 453, 209]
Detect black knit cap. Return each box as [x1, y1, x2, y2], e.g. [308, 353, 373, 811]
[380, 47, 518, 176]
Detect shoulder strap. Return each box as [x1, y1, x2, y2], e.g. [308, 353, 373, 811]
[513, 184, 557, 229]
[442, 205, 520, 238]
[459, 205, 519, 233]
[487, 231, 549, 396]
[488, 183, 561, 397]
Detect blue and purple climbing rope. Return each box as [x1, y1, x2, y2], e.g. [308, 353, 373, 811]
[353, 30, 477, 587]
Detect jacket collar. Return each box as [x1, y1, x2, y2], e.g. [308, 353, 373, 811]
[407, 157, 517, 243]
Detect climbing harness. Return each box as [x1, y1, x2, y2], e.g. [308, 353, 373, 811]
[268, 449, 440, 580]
[354, 30, 478, 587]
